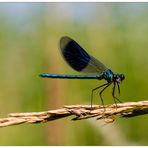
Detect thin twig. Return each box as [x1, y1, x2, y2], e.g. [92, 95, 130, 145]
[0, 100, 147, 127]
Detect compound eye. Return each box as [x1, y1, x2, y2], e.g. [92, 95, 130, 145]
[121, 74, 125, 81]
[116, 74, 125, 83]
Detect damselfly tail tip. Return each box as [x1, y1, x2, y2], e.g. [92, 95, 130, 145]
[39, 73, 45, 77]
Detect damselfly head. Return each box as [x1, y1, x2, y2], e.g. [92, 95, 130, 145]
[114, 74, 125, 83]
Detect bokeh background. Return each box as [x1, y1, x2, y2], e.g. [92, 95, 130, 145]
[0, 2, 148, 145]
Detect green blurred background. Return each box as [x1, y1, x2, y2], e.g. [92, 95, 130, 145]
[0, 2, 147, 146]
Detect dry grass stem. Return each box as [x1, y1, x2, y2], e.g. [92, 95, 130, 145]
[0, 100, 147, 127]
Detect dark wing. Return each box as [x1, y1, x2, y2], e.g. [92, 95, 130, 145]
[59, 36, 107, 74]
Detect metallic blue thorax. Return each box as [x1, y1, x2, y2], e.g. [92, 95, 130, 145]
[102, 69, 114, 82]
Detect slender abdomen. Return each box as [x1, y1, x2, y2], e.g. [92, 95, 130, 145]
[39, 73, 102, 80]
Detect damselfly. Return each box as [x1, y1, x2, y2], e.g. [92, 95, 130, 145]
[40, 36, 125, 108]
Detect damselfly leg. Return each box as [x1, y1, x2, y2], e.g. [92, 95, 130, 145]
[91, 83, 108, 108]
[91, 82, 112, 111]
[99, 82, 112, 111]
[112, 82, 122, 108]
